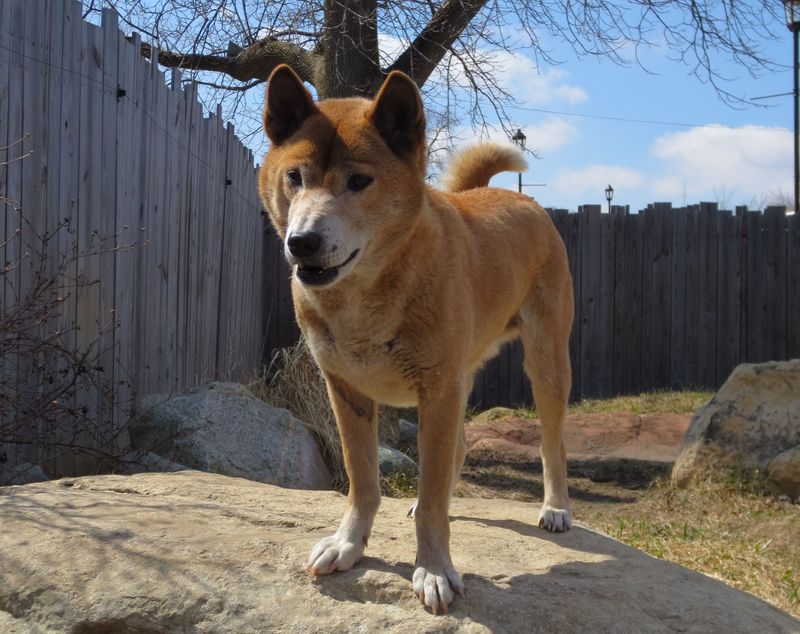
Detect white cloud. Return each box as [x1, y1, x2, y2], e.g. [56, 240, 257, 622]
[649, 125, 792, 201]
[493, 53, 588, 106]
[524, 118, 579, 153]
[379, 33, 588, 108]
[551, 164, 646, 197]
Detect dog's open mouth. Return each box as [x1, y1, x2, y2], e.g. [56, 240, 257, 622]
[296, 249, 359, 286]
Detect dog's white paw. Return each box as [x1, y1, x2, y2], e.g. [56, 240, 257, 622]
[306, 534, 364, 577]
[538, 505, 572, 532]
[412, 564, 465, 615]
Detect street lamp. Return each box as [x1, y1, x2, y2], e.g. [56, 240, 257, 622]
[511, 129, 527, 193]
[784, 0, 800, 211]
[605, 184, 614, 213]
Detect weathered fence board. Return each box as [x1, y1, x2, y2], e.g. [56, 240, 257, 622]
[765, 207, 788, 364]
[1, 0, 265, 478]
[789, 214, 800, 360]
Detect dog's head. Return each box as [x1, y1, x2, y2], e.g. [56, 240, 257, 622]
[258, 65, 427, 289]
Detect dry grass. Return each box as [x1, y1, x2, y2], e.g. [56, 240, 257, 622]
[513, 389, 714, 419]
[585, 473, 800, 618]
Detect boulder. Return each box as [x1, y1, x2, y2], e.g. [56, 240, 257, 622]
[378, 444, 418, 478]
[397, 418, 418, 445]
[0, 471, 796, 633]
[672, 360, 800, 494]
[116, 450, 188, 475]
[768, 448, 800, 499]
[131, 382, 331, 490]
[0, 462, 48, 486]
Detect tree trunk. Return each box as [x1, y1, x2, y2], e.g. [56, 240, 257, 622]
[318, 0, 382, 99]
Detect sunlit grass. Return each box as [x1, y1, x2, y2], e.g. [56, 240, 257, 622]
[512, 389, 714, 420]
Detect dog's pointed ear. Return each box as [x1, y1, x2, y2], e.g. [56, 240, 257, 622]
[263, 65, 318, 145]
[368, 71, 425, 159]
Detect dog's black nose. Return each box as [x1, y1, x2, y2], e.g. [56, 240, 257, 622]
[287, 231, 322, 259]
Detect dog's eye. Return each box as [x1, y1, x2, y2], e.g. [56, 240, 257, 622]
[347, 174, 373, 192]
[287, 169, 303, 187]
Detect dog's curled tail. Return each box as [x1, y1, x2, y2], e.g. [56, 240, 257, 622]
[440, 142, 527, 192]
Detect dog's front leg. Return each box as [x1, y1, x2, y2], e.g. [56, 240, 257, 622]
[306, 373, 380, 577]
[413, 380, 466, 614]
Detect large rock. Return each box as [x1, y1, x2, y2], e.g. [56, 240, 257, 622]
[0, 471, 797, 633]
[0, 462, 48, 486]
[768, 447, 800, 499]
[672, 360, 800, 494]
[131, 382, 331, 490]
[378, 444, 418, 478]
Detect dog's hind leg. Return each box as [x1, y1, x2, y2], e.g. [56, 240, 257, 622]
[518, 277, 573, 532]
[306, 373, 381, 576]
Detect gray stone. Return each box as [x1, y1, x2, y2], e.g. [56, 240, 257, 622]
[378, 444, 418, 478]
[116, 450, 188, 475]
[673, 360, 800, 491]
[397, 418, 418, 444]
[131, 382, 331, 490]
[0, 471, 796, 633]
[768, 447, 800, 499]
[0, 462, 48, 486]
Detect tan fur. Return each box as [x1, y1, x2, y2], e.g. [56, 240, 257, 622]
[439, 142, 528, 192]
[258, 66, 574, 615]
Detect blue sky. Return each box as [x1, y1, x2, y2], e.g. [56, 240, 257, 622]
[469, 21, 794, 212]
[121, 2, 792, 214]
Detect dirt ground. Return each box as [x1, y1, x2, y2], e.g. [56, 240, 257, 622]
[457, 450, 657, 518]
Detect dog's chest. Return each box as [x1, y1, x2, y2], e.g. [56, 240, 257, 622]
[304, 318, 418, 407]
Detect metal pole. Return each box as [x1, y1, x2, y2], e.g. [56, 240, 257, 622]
[795, 26, 798, 211]
[518, 171, 522, 194]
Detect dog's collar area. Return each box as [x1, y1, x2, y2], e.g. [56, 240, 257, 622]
[296, 249, 359, 286]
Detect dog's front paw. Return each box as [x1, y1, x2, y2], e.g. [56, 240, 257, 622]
[306, 533, 365, 577]
[412, 563, 465, 614]
[538, 505, 572, 532]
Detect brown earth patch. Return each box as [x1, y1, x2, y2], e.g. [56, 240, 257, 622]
[466, 412, 691, 463]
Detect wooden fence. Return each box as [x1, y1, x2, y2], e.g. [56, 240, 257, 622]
[263, 203, 800, 408]
[1, 0, 265, 477]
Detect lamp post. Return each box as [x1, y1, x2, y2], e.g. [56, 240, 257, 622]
[511, 129, 527, 193]
[605, 184, 614, 214]
[784, 0, 800, 212]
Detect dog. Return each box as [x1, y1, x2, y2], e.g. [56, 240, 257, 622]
[258, 64, 574, 614]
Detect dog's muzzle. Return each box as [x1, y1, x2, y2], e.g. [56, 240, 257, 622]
[294, 249, 359, 286]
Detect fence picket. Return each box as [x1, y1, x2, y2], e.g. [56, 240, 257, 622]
[789, 214, 800, 360]
[765, 207, 788, 362]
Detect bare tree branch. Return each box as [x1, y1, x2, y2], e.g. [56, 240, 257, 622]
[138, 37, 322, 85]
[388, 0, 489, 86]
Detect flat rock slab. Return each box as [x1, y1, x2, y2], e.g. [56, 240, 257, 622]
[467, 413, 692, 463]
[1, 471, 797, 633]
